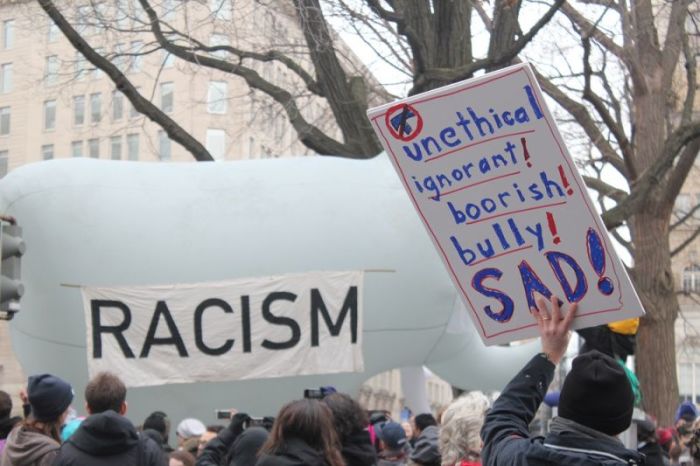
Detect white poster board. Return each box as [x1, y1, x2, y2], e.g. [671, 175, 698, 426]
[367, 63, 644, 345]
[81, 270, 364, 387]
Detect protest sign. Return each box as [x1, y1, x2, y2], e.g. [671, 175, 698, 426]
[81, 270, 364, 387]
[367, 63, 644, 345]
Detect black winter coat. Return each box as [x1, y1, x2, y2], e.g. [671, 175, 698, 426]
[481, 355, 645, 466]
[255, 438, 331, 466]
[52, 411, 167, 466]
[341, 431, 376, 466]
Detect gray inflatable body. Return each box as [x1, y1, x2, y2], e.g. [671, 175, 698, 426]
[0, 155, 537, 423]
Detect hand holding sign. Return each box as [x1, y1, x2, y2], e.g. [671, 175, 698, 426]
[367, 63, 644, 345]
[532, 295, 577, 365]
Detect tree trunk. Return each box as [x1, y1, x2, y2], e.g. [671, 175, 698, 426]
[632, 213, 679, 426]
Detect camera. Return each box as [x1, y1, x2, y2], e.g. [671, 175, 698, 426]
[215, 410, 232, 420]
[303, 389, 325, 399]
[245, 417, 266, 428]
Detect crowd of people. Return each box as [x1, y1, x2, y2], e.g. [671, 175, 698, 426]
[0, 296, 696, 465]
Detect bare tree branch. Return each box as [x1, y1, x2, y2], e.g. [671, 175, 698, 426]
[137, 0, 370, 157]
[581, 37, 634, 170]
[535, 69, 631, 179]
[37, 0, 214, 162]
[583, 175, 628, 203]
[671, 202, 700, 231]
[364, 0, 403, 24]
[672, 226, 700, 257]
[561, 2, 647, 94]
[419, 0, 564, 84]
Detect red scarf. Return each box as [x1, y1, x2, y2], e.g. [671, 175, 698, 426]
[459, 461, 481, 466]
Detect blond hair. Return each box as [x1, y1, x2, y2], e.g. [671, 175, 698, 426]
[439, 391, 490, 466]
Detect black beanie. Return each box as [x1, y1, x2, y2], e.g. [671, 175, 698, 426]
[558, 350, 634, 436]
[27, 374, 73, 422]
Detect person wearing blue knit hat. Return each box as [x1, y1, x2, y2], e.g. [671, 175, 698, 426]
[0, 373, 74, 466]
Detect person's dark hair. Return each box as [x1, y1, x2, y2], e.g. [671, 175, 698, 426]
[169, 450, 196, 466]
[414, 413, 438, 431]
[85, 372, 126, 413]
[322, 393, 369, 440]
[22, 418, 63, 443]
[144, 411, 170, 441]
[261, 399, 344, 466]
[0, 391, 11, 419]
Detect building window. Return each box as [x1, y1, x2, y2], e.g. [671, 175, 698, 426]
[160, 82, 173, 113]
[158, 130, 170, 160]
[90, 93, 101, 124]
[130, 87, 141, 119]
[45, 55, 59, 86]
[206, 129, 226, 161]
[92, 48, 104, 79]
[162, 0, 177, 21]
[0, 150, 7, 177]
[2, 20, 14, 50]
[677, 193, 691, 215]
[207, 81, 227, 114]
[248, 136, 255, 159]
[110, 136, 122, 160]
[161, 51, 174, 68]
[76, 5, 93, 35]
[116, 0, 131, 29]
[41, 144, 54, 160]
[130, 41, 143, 72]
[0, 107, 9, 136]
[74, 52, 87, 80]
[88, 138, 99, 158]
[71, 140, 83, 158]
[73, 95, 85, 126]
[47, 19, 59, 43]
[683, 265, 700, 294]
[114, 43, 127, 71]
[112, 91, 124, 120]
[127, 133, 139, 161]
[209, 34, 229, 59]
[44, 100, 56, 131]
[0, 63, 12, 93]
[210, 0, 233, 20]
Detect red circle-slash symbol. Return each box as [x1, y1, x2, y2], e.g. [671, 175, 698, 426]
[385, 103, 423, 142]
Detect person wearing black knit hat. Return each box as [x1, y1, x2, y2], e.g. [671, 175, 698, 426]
[558, 350, 634, 436]
[481, 296, 644, 466]
[0, 374, 74, 466]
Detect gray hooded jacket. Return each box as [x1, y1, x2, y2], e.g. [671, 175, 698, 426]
[0, 426, 60, 466]
[409, 426, 440, 466]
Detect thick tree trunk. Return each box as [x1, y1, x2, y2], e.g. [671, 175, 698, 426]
[631, 213, 679, 426]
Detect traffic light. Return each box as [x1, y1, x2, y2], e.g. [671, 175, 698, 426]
[0, 222, 24, 319]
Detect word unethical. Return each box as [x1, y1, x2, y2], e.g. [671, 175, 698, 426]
[401, 85, 544, 162]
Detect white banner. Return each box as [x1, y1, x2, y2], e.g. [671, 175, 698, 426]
[81, 271, 364, 387]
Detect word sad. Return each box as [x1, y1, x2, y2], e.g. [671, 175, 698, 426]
[471, 228, 616, 323]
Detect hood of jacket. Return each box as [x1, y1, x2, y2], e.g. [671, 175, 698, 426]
[2, 426, 60, 464]
[342, 431, 377, 466]
[66, 411, 139, 456]
[256, 437, 329, 466]
[410, 425, 440, 464]
[523, 430, 644, 466]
